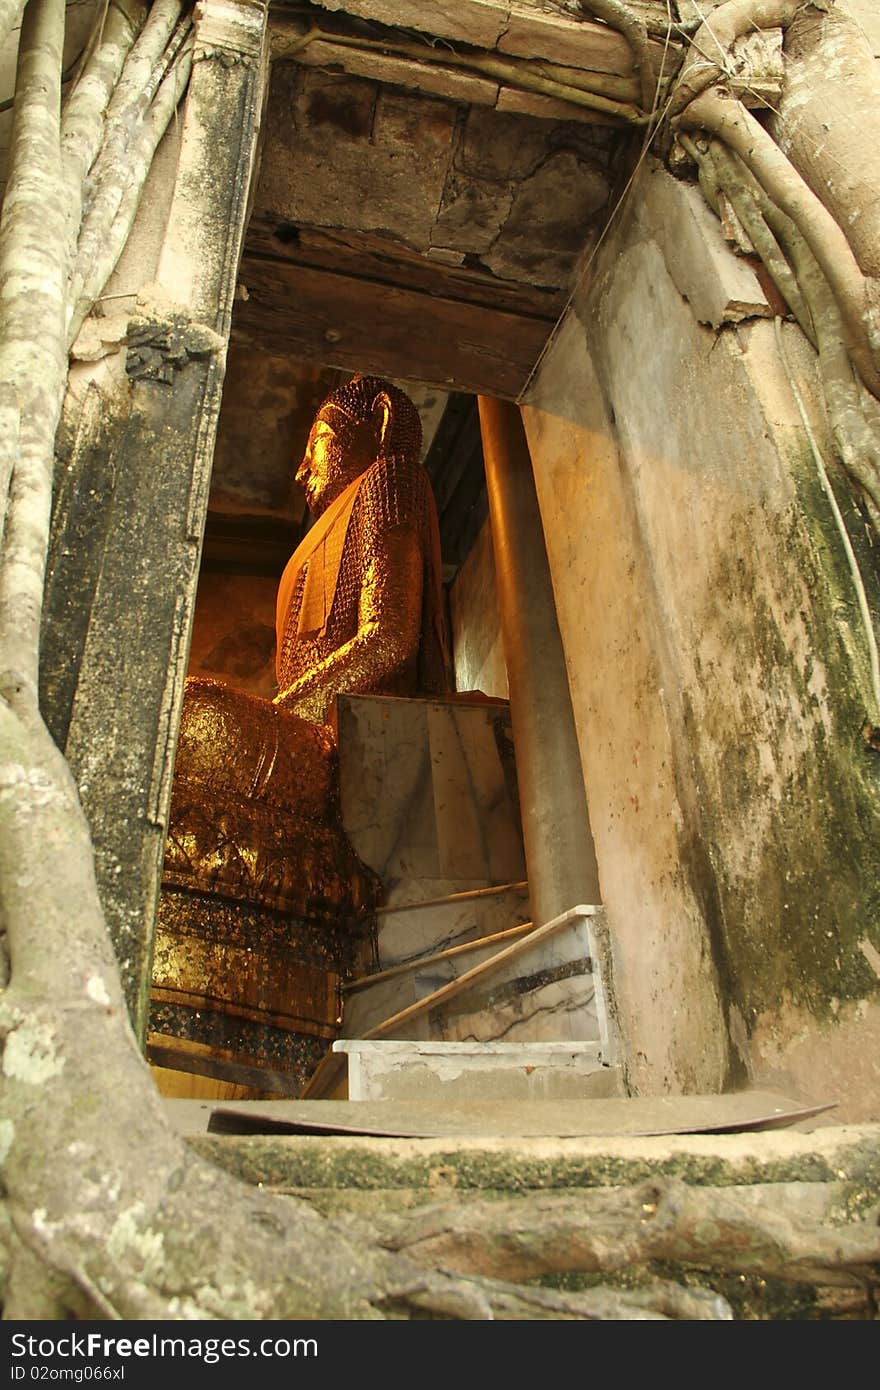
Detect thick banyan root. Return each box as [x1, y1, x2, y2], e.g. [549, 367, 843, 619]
[659, 0, 880, 537]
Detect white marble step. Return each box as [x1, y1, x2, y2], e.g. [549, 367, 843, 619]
[332, 1039, 624, 1102]
[373, 879, 532, 970]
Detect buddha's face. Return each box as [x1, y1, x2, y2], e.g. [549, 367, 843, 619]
[297, 419, 350, 516]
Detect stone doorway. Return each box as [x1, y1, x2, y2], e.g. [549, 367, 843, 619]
[145, 17, 633, 1100]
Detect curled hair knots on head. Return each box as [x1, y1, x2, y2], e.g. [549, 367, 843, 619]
[317, 375, 422, 463]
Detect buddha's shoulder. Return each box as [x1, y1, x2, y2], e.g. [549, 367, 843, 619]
[358, 453, 430, 509]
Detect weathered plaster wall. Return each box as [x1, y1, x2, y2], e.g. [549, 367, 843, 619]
[523, 314, 732, 1098]
[523, 163, 880, 1118]
[449, 516, 508, 699]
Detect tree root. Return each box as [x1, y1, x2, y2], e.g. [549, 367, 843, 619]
[342, 1179, 880, 1289]
[667, 0, 880, 567]
[669, 0, 804, 118]
[380, 1270, 732, 1320]
[676, 86, 880, 400]
[284, 27, 647, 124]
[768, 202, 880, 526]
[577, 0, 659, 113]
[66, 0, 193, 345]
[60, 0, 149, 241]
[675, 113, 880, 526]
[695, 136, 815, 343]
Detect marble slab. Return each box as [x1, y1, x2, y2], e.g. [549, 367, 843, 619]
[336, 696, 607, 1057]
[338, 693, 530, 975]
[333, 1040, 620, 1102]
[345, 961, 601, 1044]
[342, 909, 607, 1049]
[337, 694, 526, 899]
[429, 972, 601, 1045]
[373, 881, 531, 969]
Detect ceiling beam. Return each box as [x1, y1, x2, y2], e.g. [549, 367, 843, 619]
[233, 252, 555, 397]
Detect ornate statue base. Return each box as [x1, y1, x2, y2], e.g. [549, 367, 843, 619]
[149, 891, 372, 1097]
[149, 677, 381, 1098]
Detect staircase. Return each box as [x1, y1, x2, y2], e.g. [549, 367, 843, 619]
[297, 693, 624, 1102]
[303, 883, 621, 1099]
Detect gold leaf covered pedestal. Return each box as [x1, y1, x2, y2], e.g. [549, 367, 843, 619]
[148, 678, 380, 1099]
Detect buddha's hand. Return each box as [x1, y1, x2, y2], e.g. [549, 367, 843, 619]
[273, 681, 331, 725]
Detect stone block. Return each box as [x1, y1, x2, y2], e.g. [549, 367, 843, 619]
[338, 693, 526, 897]
[425, 246, 467, 266]
[501, 3, 659, 76]
[258, 69, 455, 251]
[635, 165, 771, 328]
[483, 148, 610, 289]
[295, 40, 500, 107]
[309, 0, 509, 50]
[433, 175, 512, 255]
[334, 1039, 622, 1101]
[456, 106, 554, 183]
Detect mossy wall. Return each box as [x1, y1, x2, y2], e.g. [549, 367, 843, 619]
[522, 163, 880, 1118]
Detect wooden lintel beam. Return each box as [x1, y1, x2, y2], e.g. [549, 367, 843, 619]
[232, 253, 553, 398]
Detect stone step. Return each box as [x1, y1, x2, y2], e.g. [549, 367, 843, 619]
[329, 1039, 626, 1102]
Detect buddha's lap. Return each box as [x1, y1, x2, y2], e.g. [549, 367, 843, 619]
[174, 675, 337, 817]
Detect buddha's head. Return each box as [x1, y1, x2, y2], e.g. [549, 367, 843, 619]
[297, 375, 422, 516]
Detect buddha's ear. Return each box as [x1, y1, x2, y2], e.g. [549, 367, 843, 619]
[371, 391, 393, 450]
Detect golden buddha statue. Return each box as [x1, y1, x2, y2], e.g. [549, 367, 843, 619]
[151, 376, 450, 1094]
[274, 372, 449, 727]
[164, 373, 449, 916]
